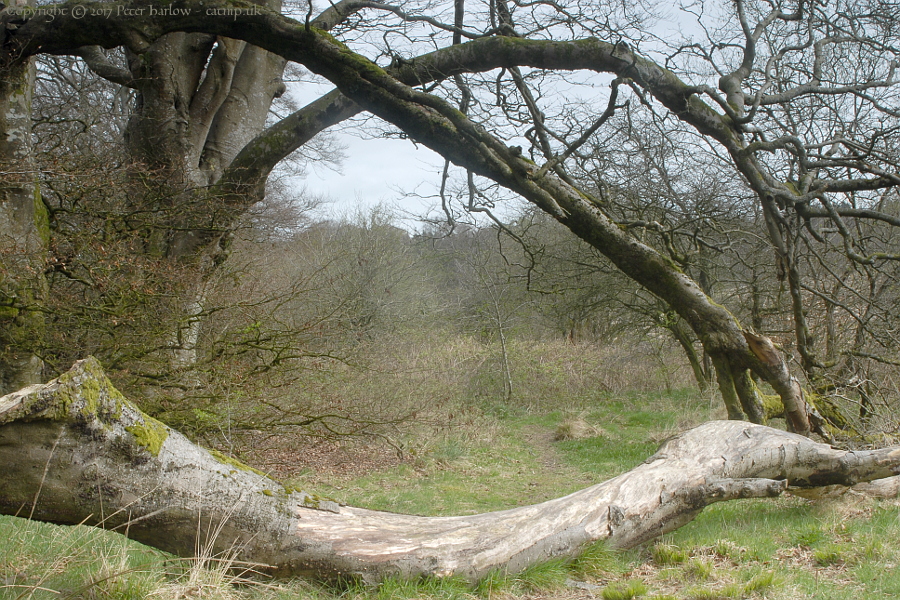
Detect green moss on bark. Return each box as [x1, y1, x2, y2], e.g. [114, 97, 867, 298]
[33, 185, 50, 247]
[124, 417, 169, 457]
[52, 358, 123, 423]
[209, 448, 268, 477]
[44, 358, 169, 456]
[760, 393, 783, 420]
[806, 392, 856, 436]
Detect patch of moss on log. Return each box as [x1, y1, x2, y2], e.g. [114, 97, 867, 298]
[297, 492, 341, 513]
[49, 358, 170, 455]
[52, 357, 125, 426]
[124, 416, 169, 457]
[208, 448, 268, 477]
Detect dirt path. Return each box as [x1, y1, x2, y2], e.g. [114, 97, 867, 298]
[233, 433, 410, 481]
[522, 424, 566, 471]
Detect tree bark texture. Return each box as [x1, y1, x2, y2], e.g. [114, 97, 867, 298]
[2, 359, 899, 582]
[0, 31, 46, 395]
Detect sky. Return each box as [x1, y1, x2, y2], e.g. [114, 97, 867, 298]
[302, 123, 448, 222]
[283, 73, 449, 225]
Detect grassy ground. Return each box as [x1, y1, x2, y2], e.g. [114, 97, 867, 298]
[3, 385, 900, 599]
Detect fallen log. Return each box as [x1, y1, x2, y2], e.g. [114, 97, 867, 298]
[1, 358, 899, 582]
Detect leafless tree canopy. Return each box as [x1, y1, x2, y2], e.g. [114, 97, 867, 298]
[1, 0, 899, 432]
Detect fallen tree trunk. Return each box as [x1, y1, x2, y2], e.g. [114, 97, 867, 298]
[1, 358, 899, 582]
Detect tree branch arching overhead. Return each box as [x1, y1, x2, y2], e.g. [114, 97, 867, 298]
[3, 0, 900, 424]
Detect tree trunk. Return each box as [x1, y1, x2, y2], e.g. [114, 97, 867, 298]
[665, 318, 710, 392]
[2, 359, 899, 582]
[0, 33, 46, 395]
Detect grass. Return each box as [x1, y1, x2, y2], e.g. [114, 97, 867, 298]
[0, 514, 283, 600]
[3, 357, 900, 599]
[295, 412, 598, 516]
[0, 517, 164, 599]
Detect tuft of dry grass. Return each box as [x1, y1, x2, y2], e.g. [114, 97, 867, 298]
[553, 417, 605, 441]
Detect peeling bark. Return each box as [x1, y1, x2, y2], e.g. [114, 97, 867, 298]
[2, 359, 899, 582]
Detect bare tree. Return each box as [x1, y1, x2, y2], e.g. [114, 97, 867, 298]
[3, 0, 900, 428]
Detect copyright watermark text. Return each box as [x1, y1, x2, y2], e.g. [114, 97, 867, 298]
[3, 3, 262, 21]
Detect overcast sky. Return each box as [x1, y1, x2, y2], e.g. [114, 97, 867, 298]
[303, 125, 448, 221]
[284, 68, 450, 227]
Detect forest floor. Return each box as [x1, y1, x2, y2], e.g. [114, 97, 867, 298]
[3, 387, 900, 600]
[252, 435, 409, 481]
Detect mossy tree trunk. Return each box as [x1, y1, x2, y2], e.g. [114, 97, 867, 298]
[2, 359, 899, 581]
[0, 26, 47, 395]
[1, 2, 362, 389]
